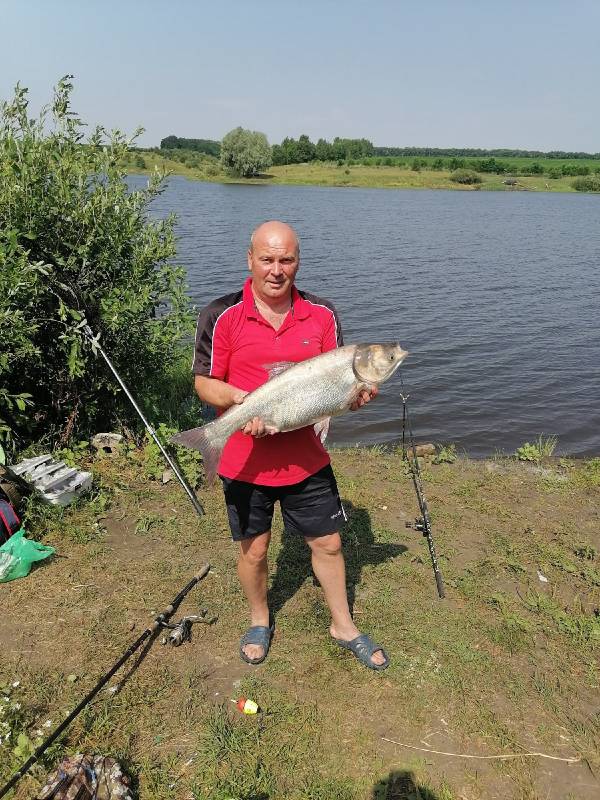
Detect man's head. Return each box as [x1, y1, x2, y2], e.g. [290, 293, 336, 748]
[247, 221, 300, 305]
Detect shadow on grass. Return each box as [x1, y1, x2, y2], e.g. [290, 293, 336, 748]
[373, 769, 440, 799]
[269, 500, 406, 617]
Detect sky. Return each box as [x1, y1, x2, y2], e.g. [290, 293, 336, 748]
[2, 0, 599, 152]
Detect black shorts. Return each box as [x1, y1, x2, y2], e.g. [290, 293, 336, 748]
[220, 464, 346, 541]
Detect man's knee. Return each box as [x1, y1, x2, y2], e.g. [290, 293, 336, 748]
[239, 531, 271, 565]
[306, 531, 342, 557]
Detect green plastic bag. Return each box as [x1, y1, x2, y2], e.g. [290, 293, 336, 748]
[0, 528, 55, 583]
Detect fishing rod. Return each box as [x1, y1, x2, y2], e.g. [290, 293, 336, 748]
[81, 323, 205, 517]
[399, 379, 445, 599]
[0, 564, 211, 799]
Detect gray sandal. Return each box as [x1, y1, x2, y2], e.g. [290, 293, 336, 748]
[240, 624, 274, 665]
[335, 633, 390, 671]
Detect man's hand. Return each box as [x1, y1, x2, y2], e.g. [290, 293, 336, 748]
[350, 385, 378, 411]
[241, 417, 278, 437]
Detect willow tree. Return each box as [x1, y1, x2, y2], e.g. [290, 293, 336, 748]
[220, 126, 272, 177]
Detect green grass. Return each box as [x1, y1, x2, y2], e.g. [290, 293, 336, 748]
[122, 151, 585, 194]
[1, 450, 599, 798]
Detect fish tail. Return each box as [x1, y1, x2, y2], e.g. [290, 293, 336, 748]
[171, 422, 225, 484]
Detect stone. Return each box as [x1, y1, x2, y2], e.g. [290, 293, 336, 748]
[91, 433, 123, 456]
[413, 443, 436, 457]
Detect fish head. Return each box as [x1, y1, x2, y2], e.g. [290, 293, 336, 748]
[352, 343, 409, 384]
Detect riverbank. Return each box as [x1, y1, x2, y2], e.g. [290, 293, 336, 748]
[1, 448, 598, 799]
[124, 151, 583, 193]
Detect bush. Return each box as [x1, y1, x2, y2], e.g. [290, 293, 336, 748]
[0, 77, 192, 453]
[572, 176, 600, 192]
[449, 169, 482, 185]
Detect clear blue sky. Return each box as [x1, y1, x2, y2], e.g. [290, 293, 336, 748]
[2, 0, 599, 151]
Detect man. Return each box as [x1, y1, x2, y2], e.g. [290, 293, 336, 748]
[192, 221, 388, 670]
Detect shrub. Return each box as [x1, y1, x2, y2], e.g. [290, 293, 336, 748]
[0, 77, 192, 453]
[572, 176, 600, 192]
[449, 169, 482, 185]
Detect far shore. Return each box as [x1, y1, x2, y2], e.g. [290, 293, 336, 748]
[124, 152, 589, 194]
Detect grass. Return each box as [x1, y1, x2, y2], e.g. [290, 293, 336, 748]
[122, 152, 585, 194]
[1, 449, 599, 798]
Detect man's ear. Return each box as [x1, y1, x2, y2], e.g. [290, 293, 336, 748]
[247, 249, 252, 271]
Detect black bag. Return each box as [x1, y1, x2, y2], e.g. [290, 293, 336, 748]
[0, 498, 20, 545]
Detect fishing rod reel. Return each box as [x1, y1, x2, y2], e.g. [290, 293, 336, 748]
[160, 608, 218, 647]
[406, 516, 428, 534]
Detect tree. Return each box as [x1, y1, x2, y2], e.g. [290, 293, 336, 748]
[315, 138, 333, 161]
[220, 127, 272, 177]
[160, 135, 220, 157]
[0, 77, 191, 451]
[296, 134, 316, 162]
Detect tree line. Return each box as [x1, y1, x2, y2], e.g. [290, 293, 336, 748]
[373, 146, 600, 160]
[161, 133, 600, 169]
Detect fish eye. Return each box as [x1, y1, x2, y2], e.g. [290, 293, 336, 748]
[389, 355, 394, 361]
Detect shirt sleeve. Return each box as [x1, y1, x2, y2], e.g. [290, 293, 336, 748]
[192, 305, 230, 379]
[322, 302, 344, 352]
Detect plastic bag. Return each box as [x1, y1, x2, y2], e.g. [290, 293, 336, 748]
[0, 528, 55, 583]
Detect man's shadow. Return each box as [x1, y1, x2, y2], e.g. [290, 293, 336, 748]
[372, 769, 441, 799]
[268, 500, 407, 617]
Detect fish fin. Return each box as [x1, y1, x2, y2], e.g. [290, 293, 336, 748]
[171, 423, 224, 484]
[313, 417, 331, 444]
[262, 361, 295, 379]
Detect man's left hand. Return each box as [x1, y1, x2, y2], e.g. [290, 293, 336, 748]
[350, 385, 378, 411]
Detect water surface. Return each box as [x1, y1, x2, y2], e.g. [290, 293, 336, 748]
[131, 176, 600, 457]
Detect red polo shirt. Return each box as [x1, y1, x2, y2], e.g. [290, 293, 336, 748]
[192, 277, 343, 485]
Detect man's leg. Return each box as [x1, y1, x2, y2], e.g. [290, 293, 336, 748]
[305, 532, 386, 667]
[238, 530, 271, 662]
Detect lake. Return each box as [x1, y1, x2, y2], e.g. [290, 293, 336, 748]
[130, 175, 600, 457]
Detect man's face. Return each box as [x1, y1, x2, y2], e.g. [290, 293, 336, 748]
[247, 228, 299, 304]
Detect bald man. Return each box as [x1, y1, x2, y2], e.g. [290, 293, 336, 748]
[192, 221, 388, 670]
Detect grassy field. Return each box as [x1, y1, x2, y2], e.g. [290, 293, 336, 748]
[1, 447, 599, 799]
[122, 151, 583, 194]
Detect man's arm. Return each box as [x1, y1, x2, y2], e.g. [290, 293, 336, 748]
[194, 375, 247, 410]
[195, 376, 273, 437]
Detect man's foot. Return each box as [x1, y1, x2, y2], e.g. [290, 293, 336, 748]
[330, 625, 388, 668]
[240, 615, 273, 664]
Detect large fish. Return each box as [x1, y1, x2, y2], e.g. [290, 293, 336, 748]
[172, 343, 408, 480]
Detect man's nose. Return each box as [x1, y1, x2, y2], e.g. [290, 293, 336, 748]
[271, 260, 283, 275]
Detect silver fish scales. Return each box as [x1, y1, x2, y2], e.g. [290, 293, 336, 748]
[171, 343, 408, 480]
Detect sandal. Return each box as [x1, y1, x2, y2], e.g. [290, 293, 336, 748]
[335, 633, 390, 671]
[240, 623, 274, 665]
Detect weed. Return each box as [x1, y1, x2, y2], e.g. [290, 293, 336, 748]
[142, 423, 203, 486]
[515, 434, 558, 463]
[523, 591, 600, 643]
[574, 543, 596, 561]
[54, 440, 90, 467]
[432, 443, 457, 464]
[135, 512, 162, 536]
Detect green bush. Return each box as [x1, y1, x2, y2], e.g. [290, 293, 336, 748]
[572, 176, 600, 192]
[0, 77, 192, 453]
[449, 169, 482, 185]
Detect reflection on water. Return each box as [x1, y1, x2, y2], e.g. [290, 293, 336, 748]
[130, 175, 600, 457]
